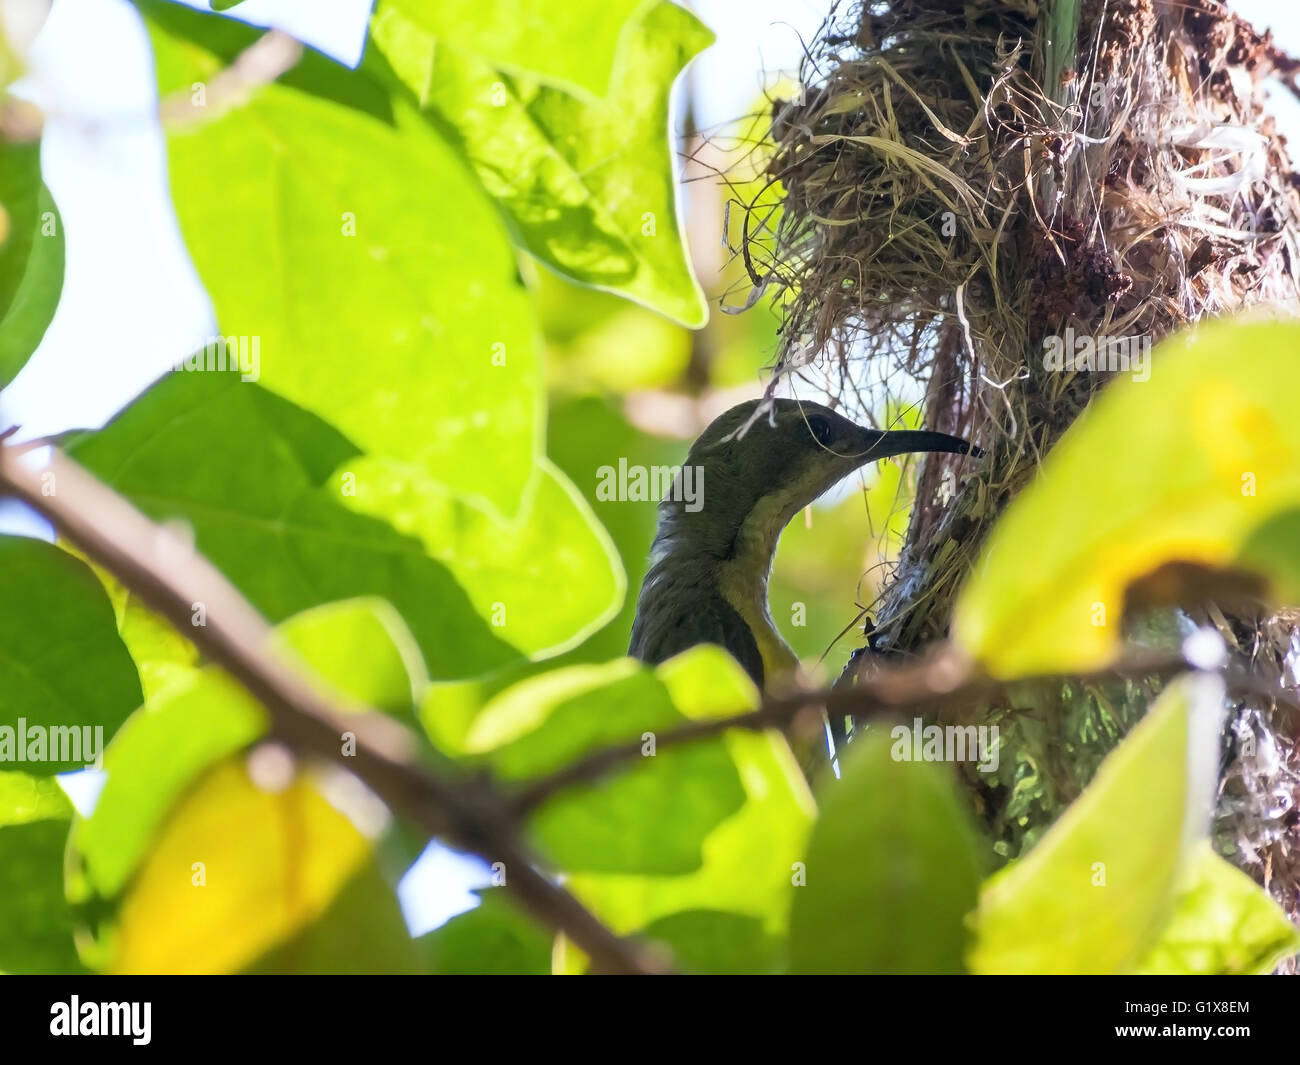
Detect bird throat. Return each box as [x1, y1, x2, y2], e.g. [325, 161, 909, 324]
[717, 493, 801, 683]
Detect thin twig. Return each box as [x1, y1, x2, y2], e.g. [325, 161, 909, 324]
[159, 29, 303, 130]
[511, 645, 1286, 813]
[0, 446, 661, 975]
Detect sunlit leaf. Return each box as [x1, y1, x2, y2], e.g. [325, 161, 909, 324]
[87, 560, 199, 703]
[642, 908, 782, 974]
[372, 0, 711, 326]
[1133, 844, 1300, 975]
[0, 771, 73, 827]
[341, 455, 625, 661]
[384, 0, 646, 99]
[468, 649, 818, 968]
[74, 669, 266, 899]
[143, 0, 542, 515]
[274, 597, 428, 714]
[561, 722, 814, 970]
[76, 596, 427, 899]
[434, 651, 748, 875]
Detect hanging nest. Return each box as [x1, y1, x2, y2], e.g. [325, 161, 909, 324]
[743, 0, 1300, 933]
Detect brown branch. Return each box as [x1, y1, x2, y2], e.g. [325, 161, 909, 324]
[510, 645, 1287, 813]
[0, 446, 661, 975]
[159, 29, 304, 130]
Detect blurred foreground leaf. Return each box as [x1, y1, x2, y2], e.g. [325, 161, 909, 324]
[1133, 844, 1300, 975]
[788, 729, 982, 974]
[420, 888, 551, 975]
[429, 651, 750, 875]
[75, 597, 426, 900]
[969, 674, 1224, 973]
[0, 537, 141, 774]
[109, 760, 373, 974]
[0, 817, 84, 974]
[0, 140, 63, 388]
[956, 318, 1300, 677]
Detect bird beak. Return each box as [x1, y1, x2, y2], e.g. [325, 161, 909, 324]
[852, 427, 982, 463]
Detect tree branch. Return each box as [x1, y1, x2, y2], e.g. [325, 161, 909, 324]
[511, 645, 1290, 813]
[0, 446, 661, 975]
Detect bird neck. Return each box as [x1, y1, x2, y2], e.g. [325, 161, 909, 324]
[717, 496, 801, 682]
[647, 493, 801, 682]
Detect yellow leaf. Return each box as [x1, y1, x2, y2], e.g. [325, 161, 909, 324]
[112, 760, 370, 974]
[954, 317, 1300, 677]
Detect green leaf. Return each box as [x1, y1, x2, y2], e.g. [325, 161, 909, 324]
[248, 858, 424, 974]
[955, 317, 1300, 678]
[341, 454, 625, 661]
[538, 273, 692, 392]
[143, 1, 542, 515]
[0, 771, 73, 827]
[446, 649, 818, 968]
[0, 140, 64, 388]
[274, 598, 428, 714]
[1235, 507, 1300, 600]
[383, 0, 648, 100]
[70, 371, 619, 676]
[787, 729, 982, 974]
[642, 908, 782, 974]
[560, 721, 813, 969]
[371, 0, 712, 327]
[0, 537, 142, 774]
[0, 771, 79, 973]
[0, 768, 80, 974]
[73, 669, 266, 899]
[433, 652, 748, 875]
[64, 549, 200, 702]
[420, 889, 552, 974]
[0, 817, 85, 974]
[1133, 844, 1300, 975]
[969, 674, 1225, 974]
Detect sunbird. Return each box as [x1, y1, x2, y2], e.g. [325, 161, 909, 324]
[629, 398, 979, 689]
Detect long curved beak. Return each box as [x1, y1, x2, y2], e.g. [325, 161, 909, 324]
[856, 428, 982, 462]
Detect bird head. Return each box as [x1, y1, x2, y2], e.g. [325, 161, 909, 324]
[658, 397, 979, 563]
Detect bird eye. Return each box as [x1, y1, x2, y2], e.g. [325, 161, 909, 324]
[807, 415, 835, 448]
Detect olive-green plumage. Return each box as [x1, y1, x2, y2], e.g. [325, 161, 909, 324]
[629, 398, 977, 688]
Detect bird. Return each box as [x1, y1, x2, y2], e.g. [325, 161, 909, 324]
[629, 397, 978, 698]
